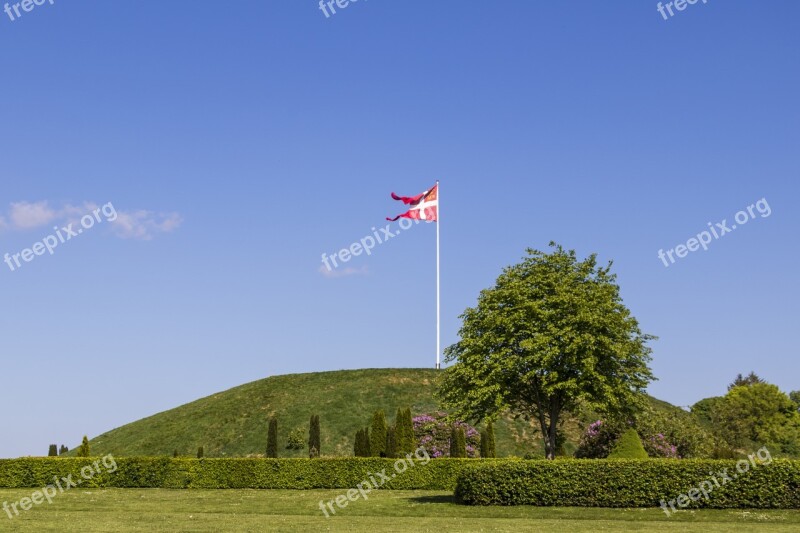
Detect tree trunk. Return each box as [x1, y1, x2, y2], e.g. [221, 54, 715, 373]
[536, 413, 556, 460]
[532, 382, 559, 460]
[545, 427, 557, 460]
[543, 400, 560, 460]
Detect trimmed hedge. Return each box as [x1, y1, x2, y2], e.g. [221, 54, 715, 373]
[607, 429, 648, 459]
[455, 459, 800, 508]
[0, 457, 478, 490]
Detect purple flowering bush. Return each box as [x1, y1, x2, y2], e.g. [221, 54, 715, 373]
[586, 420, 603, 438]
[645, 433, 680, 458]
[413, 412, 480, 458]
[575, 419, 623, 458]
[576, 419, 683, 459]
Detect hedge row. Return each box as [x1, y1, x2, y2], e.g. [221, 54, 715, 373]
[455, 459, 800, 508]
[0, 457, 478, 490]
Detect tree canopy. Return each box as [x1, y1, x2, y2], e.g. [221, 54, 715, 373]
[790, 391, 800, 413]
[711, 382, 800, 453]
[728, 371, 765, 391]
[438, 243, 655, 459]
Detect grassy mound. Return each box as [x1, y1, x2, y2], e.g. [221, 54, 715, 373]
[82, 369, 571, 457]
[76, 368, 686, 458]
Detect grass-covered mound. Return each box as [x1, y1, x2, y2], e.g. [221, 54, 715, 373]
[84, 369, 446, 458]
[71, 369, 582, 458]
[71, 368, 706, 458]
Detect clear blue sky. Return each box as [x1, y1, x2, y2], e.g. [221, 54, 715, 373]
[1, 1, 797, 458]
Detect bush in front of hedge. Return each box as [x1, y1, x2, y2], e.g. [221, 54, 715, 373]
[454, 459, 800, 508]
[0, 457, 478, 490]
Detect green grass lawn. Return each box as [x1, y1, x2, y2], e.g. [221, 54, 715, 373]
[1, 489, 798, 532]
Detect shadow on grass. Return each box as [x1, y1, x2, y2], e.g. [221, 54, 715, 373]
[407, 494, 456, 505]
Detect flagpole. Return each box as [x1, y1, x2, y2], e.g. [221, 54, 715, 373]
[436, 180, 441, 370]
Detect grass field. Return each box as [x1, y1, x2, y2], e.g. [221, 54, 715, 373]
[1, 489, 798, 532]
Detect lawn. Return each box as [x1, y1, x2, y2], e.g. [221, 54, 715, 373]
[1, 489, 798, 532]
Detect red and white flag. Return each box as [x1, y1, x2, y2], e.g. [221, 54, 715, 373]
[386, 184, 438, 222]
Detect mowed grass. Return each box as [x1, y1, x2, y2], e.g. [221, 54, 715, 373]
[1, 489, 798, 532]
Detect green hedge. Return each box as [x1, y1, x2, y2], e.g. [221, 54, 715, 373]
[0, 457, 477, 490]
[455, 459, 800, 508]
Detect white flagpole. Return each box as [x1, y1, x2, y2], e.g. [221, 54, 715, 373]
[436, 180, 441, 370]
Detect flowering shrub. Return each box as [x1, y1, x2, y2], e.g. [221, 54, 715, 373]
[575, 419, 623, 459]
[577, 419, 682, 459]
[635, 407, 714, 458]
[645, 433, 680, 458]
[586, 420, 603, 438]
[413, 412, 480, 458]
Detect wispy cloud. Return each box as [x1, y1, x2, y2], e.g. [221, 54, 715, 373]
[9, 201, 58, 229]
[110, 210, 183, 240]
[0, 200, 182, 240]
[318, 265, 369, 279]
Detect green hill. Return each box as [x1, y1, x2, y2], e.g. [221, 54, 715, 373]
[80, 368, 673, 458]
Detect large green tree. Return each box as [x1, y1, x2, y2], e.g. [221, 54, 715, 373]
[712, 382, 800, 452]
[438, 244, 655, 459]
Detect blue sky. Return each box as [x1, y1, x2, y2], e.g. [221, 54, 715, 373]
[0, 1, 797, 458]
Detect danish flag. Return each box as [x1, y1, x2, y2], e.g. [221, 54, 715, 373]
[386, 184, 438, 222]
